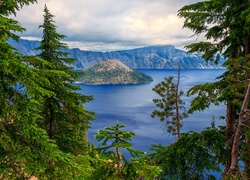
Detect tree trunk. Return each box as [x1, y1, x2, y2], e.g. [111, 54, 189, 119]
[176, 65, 181, 139]
[85, 130, 89, 142]
[229, 85, 250, 177]
[49, 107, 55, 140]
[244, 134, 250, 178]
[224, 104, 237, 173]
[48, 101, 55, 170]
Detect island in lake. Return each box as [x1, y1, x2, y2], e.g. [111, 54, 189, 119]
[77, 59, 153, 85]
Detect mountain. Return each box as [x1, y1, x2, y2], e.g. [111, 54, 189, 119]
[8, 39, 225, 70]
[77, 59, 153, 85]
[8, 38, 40, 55]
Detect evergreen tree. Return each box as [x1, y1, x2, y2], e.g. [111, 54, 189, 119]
[0, 1, 95, 179]
[178, 0, 250, 178]
[149, 128, 227, 180]
[93, 120, 161, 180]
[35, 5, 95, 155]
[151, 67, 187, 139]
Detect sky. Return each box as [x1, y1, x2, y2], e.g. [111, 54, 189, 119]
[14, 0, 200, 51]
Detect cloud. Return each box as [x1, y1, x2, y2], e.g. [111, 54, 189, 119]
[13, 0, 200, 51]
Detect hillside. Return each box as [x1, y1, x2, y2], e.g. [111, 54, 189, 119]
[8, 38, 225, 69]
[77, 59, 153, 84]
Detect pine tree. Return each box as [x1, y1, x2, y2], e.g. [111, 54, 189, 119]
[178, 0, 250, 178]
[93, 120, 161, 180]
[149, 128, 227, 179]
[151, 67, 187, 139]
[0, 2, 95, 178]
[0, 0, 72, 178]
[35, 5, 95, 154]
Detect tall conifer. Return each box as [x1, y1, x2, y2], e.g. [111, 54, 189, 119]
[151, 67, 187, 139]
[0, 1, 86, 178]
[178, 0, 250, 178]
[0, 1, 95, 178]
[35, 5, 95, 154]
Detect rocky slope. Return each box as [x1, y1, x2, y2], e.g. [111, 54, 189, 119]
[8, 39, 225, 70]
[77, 59, 153, 84]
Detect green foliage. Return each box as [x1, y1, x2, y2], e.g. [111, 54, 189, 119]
[0, 0, 64, 178]
[178, 0, 250, 177]
[0, 2, 96, 178]
[178, 0, 250, 62]
[34, 5, 95, 155]
[149, 128, 228, 180]
[187, 81, 222, 113]
[0, 104, 94, 179]
[93, 120, 161, 179]
[95, 120, 144, 158]
[0, 0, 37, 16]
[151, 71, 188, 138]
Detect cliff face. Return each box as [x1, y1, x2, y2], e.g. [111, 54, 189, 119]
[8, 39, 225, 70]
[77, 59, 153, 85]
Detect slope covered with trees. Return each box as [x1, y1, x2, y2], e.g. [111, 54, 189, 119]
[78, 59, 153, 84]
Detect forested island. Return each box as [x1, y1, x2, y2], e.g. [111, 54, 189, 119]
[77, 59, 153, 84]
[2, 0, 250, 180]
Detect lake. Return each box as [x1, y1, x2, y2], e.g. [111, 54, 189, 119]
[77, 69, 226, 152]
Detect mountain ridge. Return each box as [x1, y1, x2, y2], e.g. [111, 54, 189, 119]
[8, 38, 225, 70]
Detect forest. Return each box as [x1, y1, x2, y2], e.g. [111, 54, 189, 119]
[79, 60, 153, 84]
[1, 0, 250, 179]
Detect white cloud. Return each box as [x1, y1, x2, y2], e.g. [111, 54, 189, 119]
[13, 0, 200, 51]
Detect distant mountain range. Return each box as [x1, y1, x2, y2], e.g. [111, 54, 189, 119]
[8, 38, 225, 70]
[77, 59, 153, 85]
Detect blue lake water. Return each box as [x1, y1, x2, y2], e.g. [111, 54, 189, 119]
[77, 69, 226, 152]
